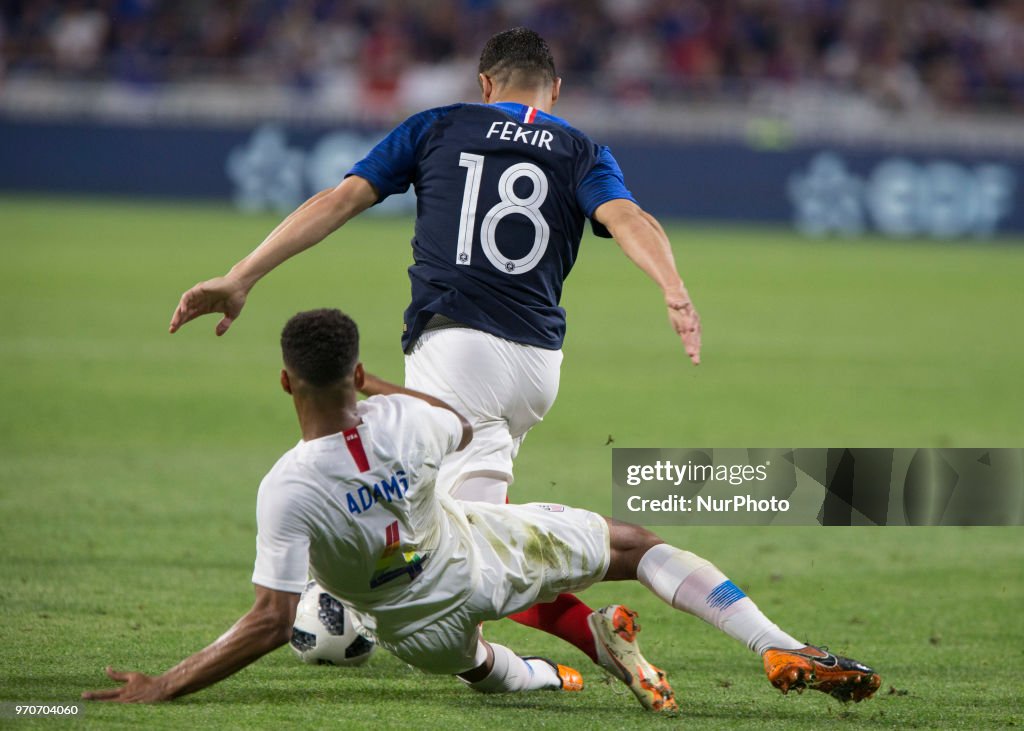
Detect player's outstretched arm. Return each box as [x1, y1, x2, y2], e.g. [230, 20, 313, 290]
[359, 372, 473, 450]
[593, 199, 702, 365]
[82, 585, 299, 703]
[168, 176, 378, 336]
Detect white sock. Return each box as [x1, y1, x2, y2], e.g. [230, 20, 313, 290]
[464, 643, 561, 693]
[451, 475, 509, 504]
[637, 543, 804, 655]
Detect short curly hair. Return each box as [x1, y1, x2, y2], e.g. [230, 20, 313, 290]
[478, 27, 557, 88]
[280, 309, 359, 387]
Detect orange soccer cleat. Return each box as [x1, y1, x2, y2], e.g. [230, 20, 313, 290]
[588, 605, 679, 712]
[523, 656, 584, 691]
[553, 663, 584, 692]
[763, 645, 881, 703]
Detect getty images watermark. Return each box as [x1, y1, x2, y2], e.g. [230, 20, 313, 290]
[624, 458, 788, 515]
[612, 448, 1024, 526]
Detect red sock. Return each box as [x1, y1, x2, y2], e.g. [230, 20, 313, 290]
[508, 593, 599, 664]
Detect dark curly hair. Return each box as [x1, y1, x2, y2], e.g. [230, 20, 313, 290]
[280, 309, 359, 387]
[478, 27, 557, 88]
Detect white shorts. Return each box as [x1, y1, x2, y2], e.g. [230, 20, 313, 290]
[404, 328, 562, 493]
[381, 502, 610, 675]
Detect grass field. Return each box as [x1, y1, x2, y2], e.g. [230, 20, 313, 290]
[1, 195, 1022, 730]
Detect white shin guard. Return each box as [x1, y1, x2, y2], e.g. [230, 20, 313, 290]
[637, 543, 803, 655]
[464, 643, 560, 693]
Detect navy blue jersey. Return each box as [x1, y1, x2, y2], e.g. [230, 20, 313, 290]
[347, 102, 635, 351]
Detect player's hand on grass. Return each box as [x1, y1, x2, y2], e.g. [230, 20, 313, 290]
[82, 666, 170, 703]
[169, 275, 249, 336]
[667, 294, 701, 366]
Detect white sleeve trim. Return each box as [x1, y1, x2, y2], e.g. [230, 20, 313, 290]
[251, 574, 307, 594]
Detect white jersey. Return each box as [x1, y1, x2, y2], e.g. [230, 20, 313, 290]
[251, 394, 477, 641]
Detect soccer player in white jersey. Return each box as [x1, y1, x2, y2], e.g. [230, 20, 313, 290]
[85, 310, 880, 711]
[169, 25, 698, 682]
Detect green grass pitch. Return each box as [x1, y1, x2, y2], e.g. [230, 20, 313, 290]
[1, 195, 1022, 730]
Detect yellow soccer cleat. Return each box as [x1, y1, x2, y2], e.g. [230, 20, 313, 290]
[763, 645, 881, 703]
[588, 605, 678, 712]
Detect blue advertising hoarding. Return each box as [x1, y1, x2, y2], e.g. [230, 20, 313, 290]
[0, 118, 1020, 238]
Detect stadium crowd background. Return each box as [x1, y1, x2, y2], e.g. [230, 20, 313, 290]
[3, 0, 1023, 116]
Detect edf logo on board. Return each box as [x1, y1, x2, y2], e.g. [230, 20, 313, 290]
[789, 152, 1016, 239]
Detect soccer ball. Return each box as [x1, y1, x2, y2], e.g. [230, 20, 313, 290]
[290, 580, 376, 666]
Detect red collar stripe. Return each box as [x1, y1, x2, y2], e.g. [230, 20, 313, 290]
[524, 106, 537, 123]
[343, 427, 370, 472]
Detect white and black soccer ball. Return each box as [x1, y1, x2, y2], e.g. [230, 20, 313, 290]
[290, 580, 376, 666]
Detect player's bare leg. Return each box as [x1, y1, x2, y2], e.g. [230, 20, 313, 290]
[604, 518, 881, 704]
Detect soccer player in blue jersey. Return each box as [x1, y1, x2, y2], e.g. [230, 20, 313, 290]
[169, 27, 702, 708]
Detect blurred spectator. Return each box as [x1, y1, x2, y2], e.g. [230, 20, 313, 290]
[1, 0, 1022, 113]
[48, 0, 108, 73]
